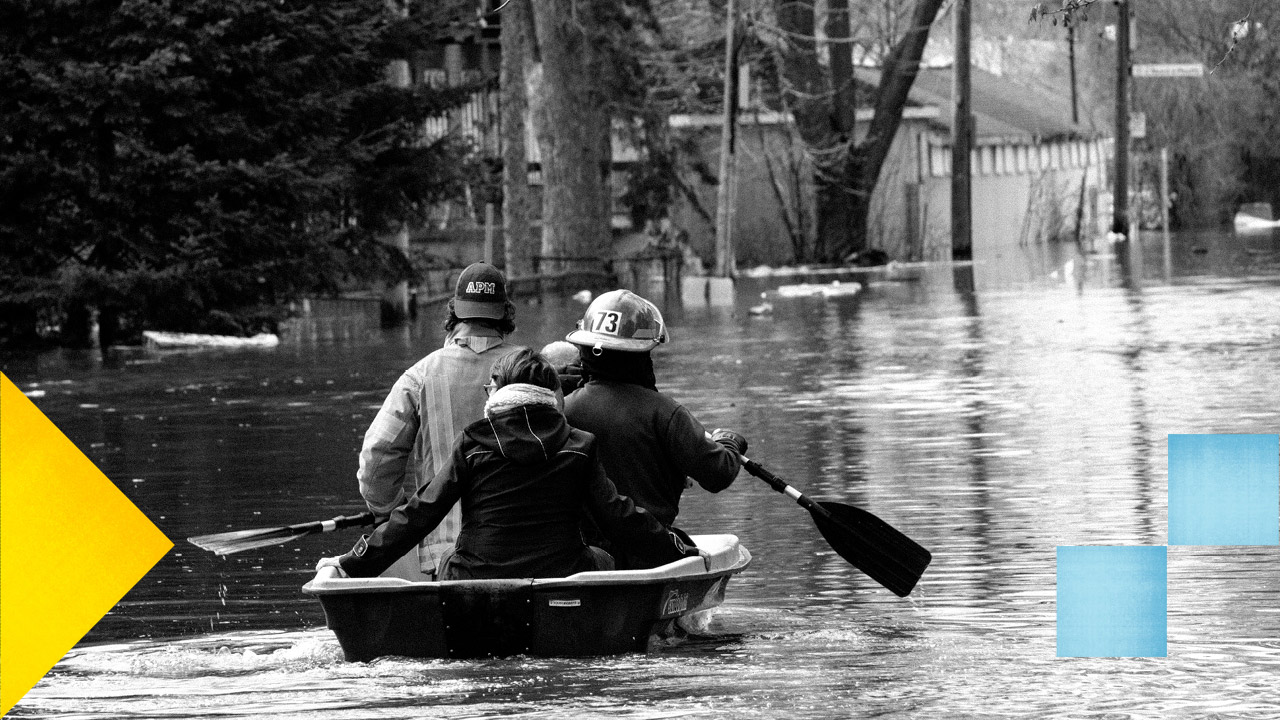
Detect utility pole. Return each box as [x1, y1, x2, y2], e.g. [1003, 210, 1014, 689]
[1068, 23, 1079, 124]
[1112, 0, 1131, 236]
[951, 0, 972, 260]
[713, 0, 739, 278]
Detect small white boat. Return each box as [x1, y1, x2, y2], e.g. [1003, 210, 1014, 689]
[1234, 202, 1280, 233]
[142, 331, 280, 349]
[1234, 215, 1280, 233]
[773, 281, 863, 299]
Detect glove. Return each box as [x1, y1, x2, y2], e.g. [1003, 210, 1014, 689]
[315, 555, 349, 578]
[556, 362, 584, 394]
[711, 428, 748, 456]
[668, 528, 700, 557]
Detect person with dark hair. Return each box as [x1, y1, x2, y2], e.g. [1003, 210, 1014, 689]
[319, 348, 698, 580]
[560, 289, 747, 567]
[356, 262, 523, 580]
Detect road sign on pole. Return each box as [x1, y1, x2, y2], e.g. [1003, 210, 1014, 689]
[1132, 63, 1204, 78]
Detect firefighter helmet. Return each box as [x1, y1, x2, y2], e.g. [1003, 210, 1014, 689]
[565, 289, 669, 353]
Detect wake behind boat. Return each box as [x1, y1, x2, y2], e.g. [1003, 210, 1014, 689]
[303, 534, 751, 661]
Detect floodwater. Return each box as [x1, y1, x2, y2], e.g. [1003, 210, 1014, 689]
[4, 229, 1280, 719]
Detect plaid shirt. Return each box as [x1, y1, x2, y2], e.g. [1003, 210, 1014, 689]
[358, 323, 520, 575]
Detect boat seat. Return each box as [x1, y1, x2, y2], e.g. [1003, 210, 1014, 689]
[537, 534, 748, 587]
[310, 534, 749, 591]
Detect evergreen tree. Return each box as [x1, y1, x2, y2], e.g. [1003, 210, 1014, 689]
[0, 0, 477, 348]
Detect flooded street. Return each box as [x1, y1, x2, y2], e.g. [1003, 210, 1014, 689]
[5, 229, 1280, 718]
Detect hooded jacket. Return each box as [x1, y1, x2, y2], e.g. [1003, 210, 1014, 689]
[339, 403, 685, 580]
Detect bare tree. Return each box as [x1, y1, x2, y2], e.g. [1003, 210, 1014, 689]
[765, 0, 946, 262]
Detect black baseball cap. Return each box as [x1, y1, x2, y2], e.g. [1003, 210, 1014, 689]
[454, 262, 508, 319]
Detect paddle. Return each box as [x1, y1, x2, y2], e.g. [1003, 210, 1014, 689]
[740, 455, 932, 597]
[187, 512, 376, 556]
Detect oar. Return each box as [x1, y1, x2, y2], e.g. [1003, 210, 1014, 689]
[187, 512, 376, 556]
[741, 456, 932, 597]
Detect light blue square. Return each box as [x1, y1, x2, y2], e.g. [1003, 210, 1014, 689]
[1057, 546, 1167, 658]
[1168, 434, 1279, 546]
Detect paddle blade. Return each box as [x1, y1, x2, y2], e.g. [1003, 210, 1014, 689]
[810, 501, 932, 598]
[187, 526, 310, 556]
[188, 512, 375, 557]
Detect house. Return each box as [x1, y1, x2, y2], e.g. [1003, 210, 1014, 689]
[667, 64, 1111, 267]
[894, 65, 1111, 261]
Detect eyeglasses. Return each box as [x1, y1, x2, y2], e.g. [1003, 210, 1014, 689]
[482, 379, 498, 396]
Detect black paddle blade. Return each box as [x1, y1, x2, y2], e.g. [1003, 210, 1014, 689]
[809, 501, 932, 598]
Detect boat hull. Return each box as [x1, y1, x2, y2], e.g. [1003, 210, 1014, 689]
[303, 534, 750, 661]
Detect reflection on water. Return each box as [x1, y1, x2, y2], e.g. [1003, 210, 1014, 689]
[5, 230, 1280, 718]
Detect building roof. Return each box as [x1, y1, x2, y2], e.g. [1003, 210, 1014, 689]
[856, 65, 1092, 143]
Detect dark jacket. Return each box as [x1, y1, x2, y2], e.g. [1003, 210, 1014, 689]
[564, 380, 741, 527]
[339, 403, 685, 580]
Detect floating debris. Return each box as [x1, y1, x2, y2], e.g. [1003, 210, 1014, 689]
[773, 280, 863, 299]
[748, 292, 774, 316]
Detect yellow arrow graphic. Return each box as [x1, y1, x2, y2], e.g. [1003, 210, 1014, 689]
[1, 372, 172, 715]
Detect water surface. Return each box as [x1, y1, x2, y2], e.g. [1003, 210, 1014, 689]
[5, 229, 1280, 718]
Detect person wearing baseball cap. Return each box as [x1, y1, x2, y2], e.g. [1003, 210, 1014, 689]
[355, 262, 523, 581]
[451, 261, 509, 320]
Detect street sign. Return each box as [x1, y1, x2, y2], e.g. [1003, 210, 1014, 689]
[1132, 63, 1204, 78]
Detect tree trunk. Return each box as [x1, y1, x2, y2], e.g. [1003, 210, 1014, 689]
[531, 0, 612, 272]
[773, 0, 945, 263]
[501, 0, 534, 277]
[841, 0, 945, 261]
[773, 0, 838, 262]
[846, 148, 876, 260]
[62, 302, 95, 348]
[97, 305, 121, 350]
[89, 109, 124, 350]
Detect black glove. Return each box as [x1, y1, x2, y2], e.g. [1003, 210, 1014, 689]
[556, 362, 584, 394]
[668, 527, 700, 557]
[711, 428, 748, 456]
